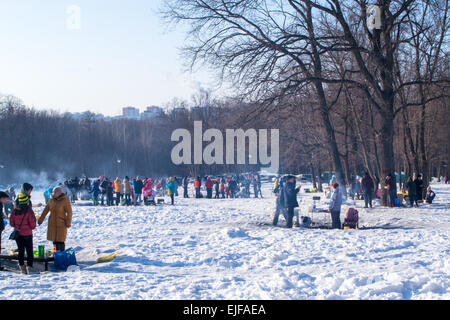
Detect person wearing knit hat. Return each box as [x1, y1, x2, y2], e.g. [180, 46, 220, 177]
[9, 192, 36, 274]
[16, 183, 33, 208]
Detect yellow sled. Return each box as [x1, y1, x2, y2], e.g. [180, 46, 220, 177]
[96, 251, 119, 263]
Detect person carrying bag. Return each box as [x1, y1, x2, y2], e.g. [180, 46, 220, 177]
[9, 193, 37, 274]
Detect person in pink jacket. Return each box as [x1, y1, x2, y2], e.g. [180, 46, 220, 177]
[10, 193, 37, 273]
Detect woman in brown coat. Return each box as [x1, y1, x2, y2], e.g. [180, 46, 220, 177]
[38, 187, 72, 252]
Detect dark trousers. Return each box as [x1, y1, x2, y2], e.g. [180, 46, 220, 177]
[170, 193, 174, 205]
[183, 187, 189, 198]
[115, 193, 121, 205]
[331, 210, 341, 229]
[53, 242, 65, 252]
[207, 188, 212, 199]
[363, 190, 373, 208]
[195, 188, 200, 198]
[286, 207, 294, 228]
[124, 194, 131, 206]
[409, 194, 418, 206]
[106, 192, 114, 206]
[388, 189, 396, 207]
[100, 192, 106, 205]
[215, 189, 219, 198]
[16, 235, 33, 267]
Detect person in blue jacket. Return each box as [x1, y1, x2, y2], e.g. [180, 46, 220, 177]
[43, 187, 53, 204]
[167, 177, 177, 205]
[89, 180, 100, 206]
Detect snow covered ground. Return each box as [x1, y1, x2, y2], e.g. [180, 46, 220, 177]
[0, 182, 449, 300]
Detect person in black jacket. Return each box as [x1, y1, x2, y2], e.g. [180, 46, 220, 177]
[385, 173, 397, 207]
[183, 177, 189, 198]
[407, 177, 418, 207]
[414, 174, 424, 202]
[360, 172, 374, 208]
[282, 175, 301, 228]
[133, 177, 143, 205]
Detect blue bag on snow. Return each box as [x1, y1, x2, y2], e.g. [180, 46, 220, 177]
[54, 248, 78, 271]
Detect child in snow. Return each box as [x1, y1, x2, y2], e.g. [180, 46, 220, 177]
[425, 187, 436, 204]
[10, 193, 37, 274]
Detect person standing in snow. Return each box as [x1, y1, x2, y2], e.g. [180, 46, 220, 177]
[414, 174, 424, 202]
[114, 177, 121, 206]
[361, 172, 374, 208]
[219, 179, 225, 198]
[167, 177, 176, 205]
[229, 178, 239, 198]
[385, 173, 397, 207]
[161, 178, 167, 195]
[122, 176, 132, 206]
[329, 183, 342, 229]
[407, 177, 418, 207]
[194, 177, 201, 198]
[257, 174, 263, 198]
[43, 187, 54, 205]
[277, 175, 300, 228]
[133, 177, 143, 206]
[10, 193, 36, 274]
[205, 176, 213, 199]
[183, 177, 189, 198]
[106, 179, 114, 206]
[425, 186, 436, 204]
[38, 187, 72, 253]
[89, 180, 100, 206]
[214, 179, 220, 199]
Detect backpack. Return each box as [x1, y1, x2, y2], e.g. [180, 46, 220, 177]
[343, 208, 359, 229]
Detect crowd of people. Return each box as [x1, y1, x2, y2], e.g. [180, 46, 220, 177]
[46, 174, 264, 207]
[345, 172, 439, 209]
[272, 170, 441, 230]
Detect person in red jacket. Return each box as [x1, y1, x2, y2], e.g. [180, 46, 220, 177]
[194, 178, 201, 198]
[10, 193, 37, 274]
[205, 176, 213, 199]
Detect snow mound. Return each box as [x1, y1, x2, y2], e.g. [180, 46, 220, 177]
[222, 228, 249, 238]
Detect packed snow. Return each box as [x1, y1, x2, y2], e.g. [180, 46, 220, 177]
[0, 182, 449, 300]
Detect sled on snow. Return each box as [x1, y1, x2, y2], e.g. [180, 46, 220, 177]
[96, 251, 119, 263]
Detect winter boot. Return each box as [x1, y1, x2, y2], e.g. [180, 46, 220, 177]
[19, 265, 29, 275]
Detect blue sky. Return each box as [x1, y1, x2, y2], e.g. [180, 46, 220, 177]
[0, 0, 215, 116]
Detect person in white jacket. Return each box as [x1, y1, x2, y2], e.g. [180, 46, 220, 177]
[329, 183, 342, 229]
